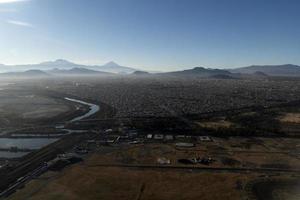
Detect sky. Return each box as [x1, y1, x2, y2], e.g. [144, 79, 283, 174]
[0, 0, 300, 71]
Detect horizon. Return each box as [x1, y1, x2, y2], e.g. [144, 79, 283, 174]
[0, 58, 299, 72]
[0, 0, 300, 71]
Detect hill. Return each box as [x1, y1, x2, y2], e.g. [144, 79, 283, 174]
[163, 67, 235, 78]
[48, 67, 112, 76]
[89, 61, 138, 74]
[230, 64, 300, 76]
[0, 69, 50, 77]
[132, 70, 150, 75]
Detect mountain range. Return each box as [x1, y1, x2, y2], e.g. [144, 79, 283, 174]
[230, 64, 300, 76]
[163, 67, 233, 77]
[0, 59, 138, 74]
[0, 59, 300, 78]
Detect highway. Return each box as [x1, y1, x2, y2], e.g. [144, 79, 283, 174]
[0, 164, 48, 198]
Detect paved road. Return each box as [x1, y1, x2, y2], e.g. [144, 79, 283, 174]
[0, 164, 48, 199]
[85, 163, 300, 173]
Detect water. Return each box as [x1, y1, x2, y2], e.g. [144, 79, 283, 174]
[0, 151, 29, 158]
[0, 138, 58, 150]
[11, 133, 68, 137]
[0, 98, 99, 158]
[64, 97, 100, 122]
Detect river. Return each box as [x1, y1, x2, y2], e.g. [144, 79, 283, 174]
[65, 97, 100, 122]
[0, 138, 59, 150]
[0, 97, 100, 158]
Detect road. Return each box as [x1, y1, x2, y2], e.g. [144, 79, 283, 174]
[0, 164, 48, 198]
[84, 163, 300, 173]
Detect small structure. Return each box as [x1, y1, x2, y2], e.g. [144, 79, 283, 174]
[55, 125, 64, 129]
[154, 134, 164, 140]
[198, 136, 212, 142]
[175, 135, 185, 139]
[128, 140, 139, 144]
[146, 134, 153, 139]
[48, 154, 83, 171]
[106, 139, 115, 144]
[157, 157, 171, 165]
[128, 130, 138, 138]
[105, 129, 113, 134]
[57, 153, 77, 159]
[165, 135, 174, 141]
[178, 157, 213, 165]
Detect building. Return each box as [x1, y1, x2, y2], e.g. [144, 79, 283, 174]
[198, 136, 212, 142]
[154, 134, 164, 140]
[175, 135, 185, 139]
[146, 134, 153, 139]
[157, 157, 171, 165]
[165, 135, 174, 140]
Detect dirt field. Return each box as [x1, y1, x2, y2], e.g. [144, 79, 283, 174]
[0, 90, 70, 129]
[7, 140, 300, 200]
[278, 113, 300, 123]
[7, 158, 250, 200]
[196, 119, 235, 129]
[81, 140, 300, 170]
[0, 85, 92, 131]
[0, 92, 68, 120]
[251, 178, 300, 200]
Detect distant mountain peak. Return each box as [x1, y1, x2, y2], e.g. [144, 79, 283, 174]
[40, 59, 75, 66]
[103, 61, 120, 67]
[0, 59, 140, 74]
[54, 59, 72, 64]
[193, 67, 206, 71]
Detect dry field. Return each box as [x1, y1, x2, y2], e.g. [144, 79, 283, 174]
[83, 141, 300, 170]
[196, 119, 235, 129]
[0, 94, 69, 120]
[279, 112, 300, 123]
[7, 157, 251, 200]
[0, 90, 70, 128]
[7, 140, 300, 200]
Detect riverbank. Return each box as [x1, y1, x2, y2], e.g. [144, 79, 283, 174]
[0, 97, 100, 159]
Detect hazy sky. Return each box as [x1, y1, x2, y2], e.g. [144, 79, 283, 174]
[0, 0, 299, 71]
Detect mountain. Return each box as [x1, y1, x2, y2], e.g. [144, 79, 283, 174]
[1, 60, 300, 77]
[163, 67, 235, 78]
[0, 69, 50, 77]
[253, 71, 268, 77]
[39, 59, 83, 69]
[230, 64, 300, 76]
[48, 67, 112, 76]
[0, 67, 112, 78]
[89, 61, 138, 74]
[132, 70, 150, 75]
[0, 59, 82, 72]
[0, 59, 139, 74]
